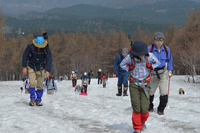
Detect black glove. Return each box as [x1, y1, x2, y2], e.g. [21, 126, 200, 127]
[20, 87, 23, 92]
[43, 32, 48, 40]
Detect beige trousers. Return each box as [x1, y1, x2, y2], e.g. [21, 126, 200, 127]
[149, 67, 169, 96]
[28, 67, 45, 90]
[47, 89, 55, 95]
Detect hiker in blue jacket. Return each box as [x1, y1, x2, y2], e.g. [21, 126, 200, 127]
[113, 47, 129, 96]
[22, 33, 52, 106]
[44, 76, 57, 95]
[97, 69, 102, 84]
[148, 32, 173, 115]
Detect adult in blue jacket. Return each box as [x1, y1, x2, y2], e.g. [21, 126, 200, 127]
[148, 32, 173, 115]
[22, 35, 52, 106]
[44, 76, 57, 95]
[113, 47, 129, 96]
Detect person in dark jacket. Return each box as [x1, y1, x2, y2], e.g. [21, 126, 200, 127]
[113, 47, 129, 96]
[22, 34, 52, 106]
[81, 72, 89, 95]
[88, 70, 94, 85]
[97, 69, 102, 84]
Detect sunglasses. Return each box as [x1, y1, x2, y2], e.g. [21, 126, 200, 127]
[155, 38, 164, 42]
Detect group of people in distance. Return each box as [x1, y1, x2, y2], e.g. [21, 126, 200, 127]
[72, 69, 108, 96]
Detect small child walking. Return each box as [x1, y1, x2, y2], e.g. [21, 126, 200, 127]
[21, 78, 30, 94]
[70, 71, 77, 87]
[101, 71, 108, 88]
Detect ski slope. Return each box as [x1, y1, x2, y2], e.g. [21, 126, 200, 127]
[0, 76, 200, 133]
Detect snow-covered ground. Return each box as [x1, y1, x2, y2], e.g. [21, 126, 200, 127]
[0, 76, 200, 133]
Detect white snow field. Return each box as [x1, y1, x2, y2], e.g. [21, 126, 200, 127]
[0, 75, 200, 133]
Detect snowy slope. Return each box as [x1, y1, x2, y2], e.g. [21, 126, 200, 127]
[0, 76, 200, 133]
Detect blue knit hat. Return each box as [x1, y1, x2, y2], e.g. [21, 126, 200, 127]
[131, 40, 147, 56]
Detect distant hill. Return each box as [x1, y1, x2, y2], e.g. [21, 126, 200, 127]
[1, 0, 199, 15]
[4, 0, 200, 36]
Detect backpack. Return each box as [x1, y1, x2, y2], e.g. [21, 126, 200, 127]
[82, 77, 88, 86]
[46, 79, 54, 87]
[102, 74, 107, 79]
[28, 44, 47, 64]
[150, 44, 168, 60]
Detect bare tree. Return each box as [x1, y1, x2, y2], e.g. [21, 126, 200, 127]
[170, 9, 200, 82]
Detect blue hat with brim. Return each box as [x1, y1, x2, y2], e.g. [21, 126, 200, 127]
[33, 36, 47, 48]
[131, 40, 147, 56]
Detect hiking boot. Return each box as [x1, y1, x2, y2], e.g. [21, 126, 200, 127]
[25, 88, 29, 94]
[149, 95, 154, 112]
[157, 95, 168, 115]
[29, 99, 35, 106]
[123, 93, 128, 96]
[116, 93, 122, 96]
[141, 124, 147, 131]
[149, 108, 153, 112]
[36, 102, 43, 106]
[158, 111, 164, 115]
[116, 86, 122, 96]
[123, 88, 128, 96]
[133, 130, 141, 133]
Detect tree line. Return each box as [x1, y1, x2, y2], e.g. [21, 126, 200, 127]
[0, 9, 200, 81]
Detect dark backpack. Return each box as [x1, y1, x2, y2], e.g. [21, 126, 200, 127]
[28, 44, 47, 64]
[46, 79, 54, 87]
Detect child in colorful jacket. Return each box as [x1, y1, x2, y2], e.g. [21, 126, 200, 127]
[70, 71, 77, 87]
[101, 71, 108, 88]
[120, 40, 160, 133]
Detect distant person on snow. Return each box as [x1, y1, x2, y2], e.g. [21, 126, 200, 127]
[21, 78, 30, 94]
[74, 84, 82, 94]
[70, 71, 77, 87]
[51, 74, 55, 80]
[44, 76, 57, 95]
[97, 69, 102, 84]
[22, 33, 52, 106]
[179, 88, 185, 95]
[101, 71, 108, 88]
[113, 47, 129, 96]
[80, 72, 89, 95]
[75, 69, 78, 79]
[88, 70, 94, 85]
[120, 40, 160, 133]
[59, 75, 64, 81]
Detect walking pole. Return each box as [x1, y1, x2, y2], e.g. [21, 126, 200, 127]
[166, 77, 171, 109]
